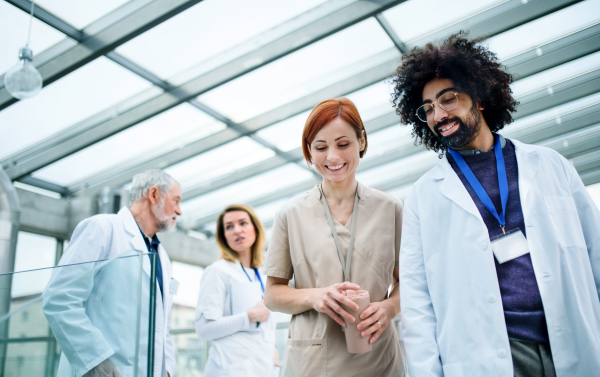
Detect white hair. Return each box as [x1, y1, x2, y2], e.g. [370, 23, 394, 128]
[129, 169, 178, 206]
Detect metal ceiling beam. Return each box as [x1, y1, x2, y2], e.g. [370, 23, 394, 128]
[0, 0, 204, 109]
[182, 99, 600, 230]
[3, 0, 573, 189]
[506, 23, 600, 79]
[514, 68, 600, 119]
[1, 0, 406, 183]
[375, 14, 407, 54]
[404, 0, 581, 49]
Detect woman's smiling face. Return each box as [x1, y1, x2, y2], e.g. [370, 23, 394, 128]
[310, 117, 365, 184]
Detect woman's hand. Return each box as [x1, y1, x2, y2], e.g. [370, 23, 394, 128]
[357, 300, 396, 344]
[274, 348, 280, 367]
[307, 282, 360, 326]
[247, 300, 270, 323]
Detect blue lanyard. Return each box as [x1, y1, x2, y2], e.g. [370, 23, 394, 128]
[448, 135, 509, 234]
[240, 262, 265, 294]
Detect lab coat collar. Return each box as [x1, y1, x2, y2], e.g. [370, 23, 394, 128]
[118, 207, 148, 255]
[511, 139, 540, 207]
[434, 156, 483, 220]
[429, 137, 541, 221]
[118, 207, 171, 317]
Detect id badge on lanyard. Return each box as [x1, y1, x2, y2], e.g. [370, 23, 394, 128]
[448, 136, 529, 264]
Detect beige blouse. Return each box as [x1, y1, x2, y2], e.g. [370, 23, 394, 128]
[265, 183, 406, 377]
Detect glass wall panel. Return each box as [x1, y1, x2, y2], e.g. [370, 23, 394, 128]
[382, 0, 504, 44]
[198, 18, 398, 122]
[35, 0, 131, 30]
[0, 1, 66, 76]
[12, 232, 57, 298]
[0, 57, 152, 160]
[31, 103, 225, 186]
[116, 0, 333, 81]
[166, 137, 276, 191]
[486, 0, 600, 61]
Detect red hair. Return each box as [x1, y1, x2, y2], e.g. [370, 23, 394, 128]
[302, 98, 368, 166]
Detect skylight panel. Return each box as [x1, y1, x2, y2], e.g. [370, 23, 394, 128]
[486, 0, 600, 61]
[0, 1, 66, 76]
[35, 0, 131, 30]
[116, 0, 332, 81]
[197, 18, 398, 122]
[345, 81, 396, 122]
[382, 0, 504, 44]
[0, 57, 152, 161]
[361, 124, 413, 161]
[180, 163, 313, 223]
[31, 104, 225, 186]
[511, 51, 600, 98]
[255, 111, 311, 153]
[165, 137, 276, 190]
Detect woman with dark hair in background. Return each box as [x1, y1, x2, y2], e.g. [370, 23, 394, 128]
[195, 204, 279, 377]
[263, 98, 406, 376]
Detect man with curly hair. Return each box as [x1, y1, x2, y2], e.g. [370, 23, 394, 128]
[393, 32, 600, 377]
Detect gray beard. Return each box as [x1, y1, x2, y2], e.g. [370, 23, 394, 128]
[153, 199, 176, 232]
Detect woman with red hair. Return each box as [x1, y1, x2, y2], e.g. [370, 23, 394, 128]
[264, 98, 406, 376]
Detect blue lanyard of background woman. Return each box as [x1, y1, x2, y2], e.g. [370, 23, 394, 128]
[240, 262, 265, 297]
[448, 135, 509, 234]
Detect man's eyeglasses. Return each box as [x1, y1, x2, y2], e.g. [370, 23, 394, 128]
[416, 92, 459, 123]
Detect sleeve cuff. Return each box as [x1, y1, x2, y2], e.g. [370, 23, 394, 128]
[265, 268, 293, 280]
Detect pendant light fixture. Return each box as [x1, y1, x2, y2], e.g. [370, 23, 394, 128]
[4, 0, 43, 100]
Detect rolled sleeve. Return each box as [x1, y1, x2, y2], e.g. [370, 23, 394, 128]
[265, 208, 293, 279]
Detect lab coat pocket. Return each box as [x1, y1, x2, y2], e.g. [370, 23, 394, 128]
[544, 195, 586, 249]
[284, 338, 327, 377]
[442, 362, 463, 377]
[222, 359, 254, 377]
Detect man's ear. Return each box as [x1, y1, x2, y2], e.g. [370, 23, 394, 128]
[148, 186, 160, 205]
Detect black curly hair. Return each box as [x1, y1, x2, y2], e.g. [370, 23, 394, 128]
[391, 31, 518, 154]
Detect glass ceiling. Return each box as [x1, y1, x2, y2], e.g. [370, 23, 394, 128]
[32, 103, 225, 186]
[35, 0, 132, 30]
[486, 0, 600, 61]
[382, 0, 505, 44]
[116, 0, 334, 82]
[197, 18, 398, 122]
[2, 0, 600, 237]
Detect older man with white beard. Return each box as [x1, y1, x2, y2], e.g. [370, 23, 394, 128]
[43, 169, 182, 377]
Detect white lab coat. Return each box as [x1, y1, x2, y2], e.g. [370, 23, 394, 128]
[43, 207, 176, 377]
[400, 139, 600, 377]
[195, 259, 278, 377]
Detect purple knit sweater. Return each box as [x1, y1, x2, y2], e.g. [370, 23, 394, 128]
[447, 136, 549, 343]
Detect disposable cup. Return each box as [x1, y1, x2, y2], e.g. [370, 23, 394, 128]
[340, 289, 372, 354]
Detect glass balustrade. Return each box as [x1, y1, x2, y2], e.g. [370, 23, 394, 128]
[0, 250, 161, 377]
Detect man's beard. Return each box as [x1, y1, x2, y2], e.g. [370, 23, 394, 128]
[153, 198, 176, 232]
[435, 104, 482, 149]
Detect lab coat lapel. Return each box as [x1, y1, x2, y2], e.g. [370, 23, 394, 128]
[157, 243, 170, 315]
[434, 157, 483, 220]
[118, 207, 152, 277]
[511, 139, 540, 208]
